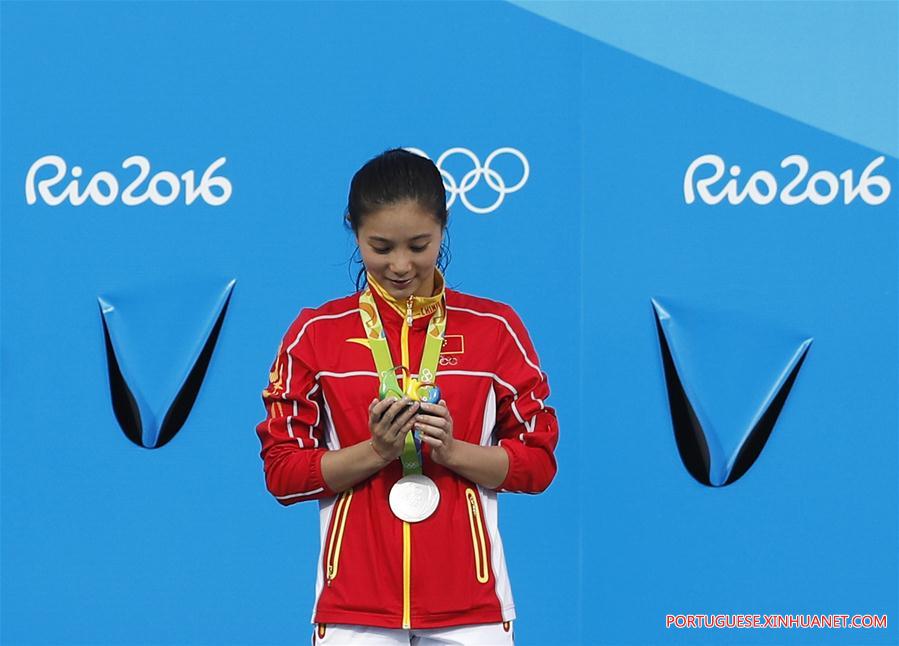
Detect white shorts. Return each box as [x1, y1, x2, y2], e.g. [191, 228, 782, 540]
[312, 621, 515, 645]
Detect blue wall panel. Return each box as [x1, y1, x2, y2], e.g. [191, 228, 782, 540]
[2, 2, 896, 644]
[582, 34, 897, 645]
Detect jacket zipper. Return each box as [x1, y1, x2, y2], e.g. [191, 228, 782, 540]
[325, 488, 353, 585]
[465, 488, 489, 583]
[401, 299, 413, 628]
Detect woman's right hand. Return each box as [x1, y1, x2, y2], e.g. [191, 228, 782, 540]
[368, 397, 420, 463]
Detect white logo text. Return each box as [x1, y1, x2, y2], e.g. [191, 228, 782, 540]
[684, 154, 890, 206]
[25, 155, 232, 207]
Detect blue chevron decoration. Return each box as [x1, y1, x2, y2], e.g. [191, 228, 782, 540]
[652, 298, 812, 486]
[98, 279, 235, 448]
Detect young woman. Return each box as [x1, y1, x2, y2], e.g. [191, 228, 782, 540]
[255, 149, 559, 645]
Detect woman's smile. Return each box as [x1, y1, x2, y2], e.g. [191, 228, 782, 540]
[388, 277, 413, 289]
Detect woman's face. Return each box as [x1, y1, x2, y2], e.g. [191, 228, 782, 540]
[356, 200, 443, 300]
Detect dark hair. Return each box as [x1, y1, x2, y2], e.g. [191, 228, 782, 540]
[345, 148, 451, 291]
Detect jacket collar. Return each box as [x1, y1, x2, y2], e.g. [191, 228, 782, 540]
[367, 268, 445, 322]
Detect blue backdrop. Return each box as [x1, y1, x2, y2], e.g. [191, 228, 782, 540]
[2, 2, 896, 645]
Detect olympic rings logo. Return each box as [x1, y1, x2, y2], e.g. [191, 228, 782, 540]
[405, 147, 529, 214]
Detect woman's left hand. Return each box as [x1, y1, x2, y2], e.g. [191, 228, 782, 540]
[415, 399, 456, 466]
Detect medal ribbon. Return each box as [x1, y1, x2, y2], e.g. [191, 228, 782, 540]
[358, 285, 446, 476]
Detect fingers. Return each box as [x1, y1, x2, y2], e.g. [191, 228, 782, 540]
[418, 434, 441, 447]
[415, 421, 443, 438]
[372, 397, 453, 449]
[416, 423, 453, 454]
[394, 417, 418, 443]
[415, 400, 451, 431]
[369, 397, 392, 422]
[378, 397, 407, 427]
[377, 398, 420, 442]
[370, 398, 399, 442]
[418, 400, 451, 419]
[413, 413, 446, 427]
[393, 400, 420, 429]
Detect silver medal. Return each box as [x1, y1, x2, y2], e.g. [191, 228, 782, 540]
[389, 474, 440, 522]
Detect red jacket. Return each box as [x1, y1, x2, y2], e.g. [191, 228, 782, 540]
[255, 274, 559, 629]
